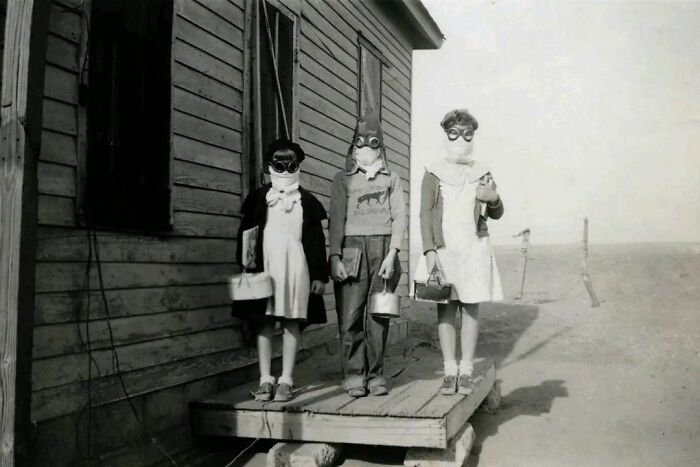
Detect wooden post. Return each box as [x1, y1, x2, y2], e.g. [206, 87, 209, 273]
[514, 228, 530, 301]
[582, 218, 601, 307]
[0, 1, 50, 465]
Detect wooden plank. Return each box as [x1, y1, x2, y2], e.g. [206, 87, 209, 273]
[174, 38, 243, 87]
[174, 13, 243, 68]
[41, 97, 76, 134]
[31, 321, 335, 422]
[301, 1, 358, 64]
[173, 184, 242, 216]
[173, 110, 242, 152]
[45, 32, 78, 71]
[47, 2, 80, 43]
[173, 133, 242, 173]
[173, 62, 243, 113]
[299, 107, 354, 155]
[299, 67, 355, 117]
[38, 194, 75, 226]
[299, 86, 354, 132]
[37, 228, 238, 263]
[37, 160, 75, 197]
[32, 306, 236, 358]
[43, 63, 77, 104]
[417, 359, 494, 420]
[173, 211, 241, 238]
[196, 0, 244, 30]
[35, 262, 235, 293]
[301, 154, 341, 182]
[178, 0, 243, 44]
[35, 283, 233, 325]
[174, 160, 242, 196]
[1, 0, 51, 463]
[298, 15, 356, 76]
[299, 52, 356, 102]
[298, 34, 356, 90]
[32, 327, 240, 390]
[173, 86, 242, 130]
[191, 408, 446, 449]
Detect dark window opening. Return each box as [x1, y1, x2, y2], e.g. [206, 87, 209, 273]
[86, 0, 173, 231]
[254, 1, 295, 185]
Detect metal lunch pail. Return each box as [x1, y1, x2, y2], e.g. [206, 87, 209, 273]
[369, 279, 401, 318]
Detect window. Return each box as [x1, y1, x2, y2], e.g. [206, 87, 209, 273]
[251, 0, 297, 188]
[85, 0, 173, 231]
[358, 37, 383, 122]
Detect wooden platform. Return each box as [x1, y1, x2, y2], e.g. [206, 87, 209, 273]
[190, 342, 495, 450]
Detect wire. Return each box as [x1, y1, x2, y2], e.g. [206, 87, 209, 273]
[223, 400, 274, 467]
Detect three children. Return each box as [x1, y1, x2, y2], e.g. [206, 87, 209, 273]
[237, 109, 498, 401]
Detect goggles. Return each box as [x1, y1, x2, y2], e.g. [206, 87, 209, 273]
[353, 135, 381, 149]
[446, 127, 474, 142]
[269, 159, 299, 174]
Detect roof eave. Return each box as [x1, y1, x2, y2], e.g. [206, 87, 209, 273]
[397, 0, 445, 50]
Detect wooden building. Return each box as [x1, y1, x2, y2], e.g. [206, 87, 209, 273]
[0, 0, 442, 465]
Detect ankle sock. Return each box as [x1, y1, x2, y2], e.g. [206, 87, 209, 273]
[459, 360, 474, 376]
[260, 375, 276, 385]
[278, 375, 294, 386]
[443, 360, 458, 376]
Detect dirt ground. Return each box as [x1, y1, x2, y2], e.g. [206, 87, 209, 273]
[216, 243, 700, 466]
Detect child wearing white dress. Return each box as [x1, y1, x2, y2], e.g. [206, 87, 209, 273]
[415, 109, 504, 395]
[236, 140, 328, 402]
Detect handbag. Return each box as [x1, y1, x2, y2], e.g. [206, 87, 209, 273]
[229, 270, 273, 302]
[414, 267, 453, 304]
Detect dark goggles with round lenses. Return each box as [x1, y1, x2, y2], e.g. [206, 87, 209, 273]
[269, 160, 299, 174]
[353, 135, 381, 149]
[446, 128, 474, 142]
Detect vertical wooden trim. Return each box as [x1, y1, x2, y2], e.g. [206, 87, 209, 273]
[253, 0, 263, 188]
[167, 0, 178, 227]
[241, 0, 254, 199]
[291, 10, 300, 141]
[75, 0, 91, 226]
[0, 1, 50, 465]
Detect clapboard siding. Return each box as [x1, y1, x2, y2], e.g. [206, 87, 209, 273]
[31, 0, 424, 462]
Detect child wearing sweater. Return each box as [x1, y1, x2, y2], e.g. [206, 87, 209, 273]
[328, 117, 407, 397]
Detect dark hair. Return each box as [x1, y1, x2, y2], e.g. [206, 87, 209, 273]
[263, 139, 305, 166]
[440, 109, 478, 131]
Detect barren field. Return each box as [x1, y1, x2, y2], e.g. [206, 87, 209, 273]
[410, 242, 700, 467]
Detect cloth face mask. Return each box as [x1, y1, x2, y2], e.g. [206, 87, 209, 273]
[444, 138, 474, 164]
[353, 146, 381, 166]
[270, 170, 300, 190]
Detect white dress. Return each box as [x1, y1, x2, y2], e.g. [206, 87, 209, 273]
[415, 162, 503, 304]
[263, 192, 310, 319]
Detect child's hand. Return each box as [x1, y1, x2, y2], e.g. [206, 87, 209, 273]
[476, 177, 499, 203]
[311, 280, 325, 295]
[330, 256, 348, 282]
[378, 249, 398, 279]
[425, 250, 443, 275]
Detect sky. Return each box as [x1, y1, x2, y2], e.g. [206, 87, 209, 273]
[410, 0, 700, 248]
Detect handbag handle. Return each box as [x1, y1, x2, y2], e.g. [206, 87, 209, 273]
[427, 266, 443, 286]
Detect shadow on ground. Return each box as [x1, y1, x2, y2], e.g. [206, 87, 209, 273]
[466, 379, 569, 467]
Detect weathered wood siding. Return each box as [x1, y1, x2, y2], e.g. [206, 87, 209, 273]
[33, 0, 415, 464]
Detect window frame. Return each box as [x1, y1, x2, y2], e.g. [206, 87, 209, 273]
[243, 0, 300, 195]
